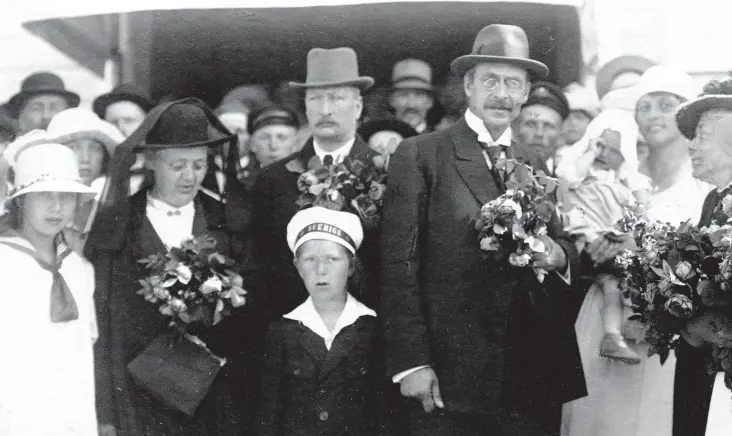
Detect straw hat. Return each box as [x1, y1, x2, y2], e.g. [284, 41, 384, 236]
[3, 130, 96, 204]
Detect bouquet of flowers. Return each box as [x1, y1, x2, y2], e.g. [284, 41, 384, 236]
[475, 160, 562, 282]
[296, 155, 387, 229]
[130, 235, 248, 416]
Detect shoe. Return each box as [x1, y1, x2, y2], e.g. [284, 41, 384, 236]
[599, 333, 642, 364]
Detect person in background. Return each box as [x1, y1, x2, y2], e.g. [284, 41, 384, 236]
[93, 83, 153, 138]
[258, 206, 391, 436]
[562, 82, 599, 146]
[217, 84, 272, 156]
[6, 72, 80, 134]
[514, 81, 570, 175]
[633, 65, 712, 227]
[0, 132, 98, 436]
[595, 55, 655, 102]
[251, 47, 378, 317]
[357, 118, 417, 161]
[247, 103, 301, 169]
[389, 59, 435, 134]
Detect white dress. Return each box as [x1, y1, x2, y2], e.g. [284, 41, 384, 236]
[0, 237, 98, 436]
[645, 161, 714, 228]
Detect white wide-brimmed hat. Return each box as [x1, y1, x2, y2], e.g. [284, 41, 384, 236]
[287, 206, 364, 255]
[4, 130, 96, 204]
[45, 108, 125, 155]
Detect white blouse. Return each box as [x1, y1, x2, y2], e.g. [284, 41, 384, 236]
[146, 194, 196, 249]
[0, 237, 97, 436]
[647, 162, 714, 228]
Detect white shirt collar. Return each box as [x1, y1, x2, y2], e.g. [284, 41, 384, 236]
[145, 193, 196, 249]
[464, 109, 512, 147]
[283, 293, 376, 350]
[313, 137, 356, 164]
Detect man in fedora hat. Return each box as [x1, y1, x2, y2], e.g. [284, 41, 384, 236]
[514, 81, 570, 175]
[389, 58, 435, 134]
[7, 71, 80, 134]
[93, 83, 153, 137]
[379, 24, 586, 436]
[251, 47, 379, 317]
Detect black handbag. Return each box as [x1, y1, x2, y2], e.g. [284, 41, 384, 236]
[127, 332, 226, 416]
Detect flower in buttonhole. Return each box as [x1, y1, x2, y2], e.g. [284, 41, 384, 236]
[175, 264, 192, 284]
[509, 252, 532, 267]
[665, 294, 694, 319]
[480, 236, 501, 252]
[201, 275, 223, 295]
[675, 261, 695, 281]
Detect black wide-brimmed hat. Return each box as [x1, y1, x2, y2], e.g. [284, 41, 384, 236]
[357, 118, 418, 142]
[451, 24, 549, 79]
[92, 83, 153, 119]
[7, 72, 80, 117]
[676, 94, 732, 140]
[523, 81, 570, 120]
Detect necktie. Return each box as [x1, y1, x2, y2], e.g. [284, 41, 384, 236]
[322, 154, 334, 167]
[167, 210, 182, 217]
[479, 142, 508, 191]
[0, 239, 78, 323]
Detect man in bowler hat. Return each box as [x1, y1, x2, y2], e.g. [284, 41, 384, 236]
[379, 24, 586, 435]
[389, 58, 436, 134]
[251, 47, 378, 317]
[93, 83, 153, 137]
[7, 71, 80, 134]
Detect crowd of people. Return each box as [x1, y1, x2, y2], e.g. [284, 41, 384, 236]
[1, 20, 731, 436]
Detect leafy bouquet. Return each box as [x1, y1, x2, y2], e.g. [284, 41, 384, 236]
[130, 235, 249, 415]
[475, 160, 563, 282]
[296, 155, 387, 229]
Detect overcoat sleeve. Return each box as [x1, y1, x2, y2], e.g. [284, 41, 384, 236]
[379, 138, 432, 377]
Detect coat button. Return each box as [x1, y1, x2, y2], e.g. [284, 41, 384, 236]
[319, 411, 329, 421]
[360, 367, 367, 375]
[293, 369, 301, 376]
[320, 387, 327, 394]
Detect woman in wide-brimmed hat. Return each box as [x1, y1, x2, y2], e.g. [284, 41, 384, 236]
[0, 131, 98, 436]
[88, 98, 261, 436]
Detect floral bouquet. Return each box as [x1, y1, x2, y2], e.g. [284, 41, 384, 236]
[296, 155, 387, 229]
[475, 160, 562, 282]
[129, 235, 248, 416]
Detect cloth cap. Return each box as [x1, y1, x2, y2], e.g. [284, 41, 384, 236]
[4, 130, 96, 204]
[247, 104, 300, 134]
[287, 206, 364, 255]
[522, 81, 570, 120]
[45, 108, 125, 155]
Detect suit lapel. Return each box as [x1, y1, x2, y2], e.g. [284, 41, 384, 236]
[285, 140, 317, 174]
[451, 118, 501, 205]
[318, 319, 365, 379]
[349, 135, 376, 162]
[699, 189, 722, 227]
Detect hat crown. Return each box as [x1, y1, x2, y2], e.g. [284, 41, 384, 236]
[147, 103, 210, 145]
[392, 59, 432, 84]
[21, 72, 67, 92]
[307, 48, 361, 86]
[471, 24, 531, 59]
[287, 206, 364, 255]
[634, 65, 696, 101]
[4, 131, 84, 191]
[46, 108, 125, 145]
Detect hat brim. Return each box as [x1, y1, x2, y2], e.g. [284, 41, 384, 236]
[7, 179, 96, 204]
[49, 130, 123, 155]
[288, 77, 375, 91]
[7, 90, 81, 118]
[391, 80, 433, 92]
[676, 95, 732, 140]
[450, 55, 549, 79]
[596, 55, 654, 99]
[93, 92, 152, 119]
[133, 134, 233, 151]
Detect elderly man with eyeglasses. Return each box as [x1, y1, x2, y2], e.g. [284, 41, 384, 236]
[379, 24, 586, 436]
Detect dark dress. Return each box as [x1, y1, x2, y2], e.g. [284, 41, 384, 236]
[93, 190, 258, 436]
[257, 315, 391, 436]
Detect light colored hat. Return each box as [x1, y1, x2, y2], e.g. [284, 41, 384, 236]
[392, 58, 433, 91]
[595, 55, 655, 100]
[46, 108, 125, 155]
[289, 47, 374, 90]
[632, 65, 697, 103]
[4, 130, 96, 203]
[563, 82, 600, 118]
[287, 206, 364, 255]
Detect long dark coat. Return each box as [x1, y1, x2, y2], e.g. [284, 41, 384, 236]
[250, 137, 380, 316]
[93, 190, 260, 436]
[379, 117, 587, 434]
[257, 315, 392, 436]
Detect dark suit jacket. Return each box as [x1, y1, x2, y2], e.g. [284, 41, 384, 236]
[673, 188, 719, 436]
[250, 137, 379, 316]
[257, 316, 389, 436]
[379, 117, 586, 429]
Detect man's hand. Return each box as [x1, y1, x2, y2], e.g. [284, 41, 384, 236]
[531, 235, 567, 272]
[399, 367, 444, 413]
[586, 233, 635, 266]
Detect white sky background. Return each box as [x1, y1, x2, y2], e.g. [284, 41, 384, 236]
[2, 0, 732, 106]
